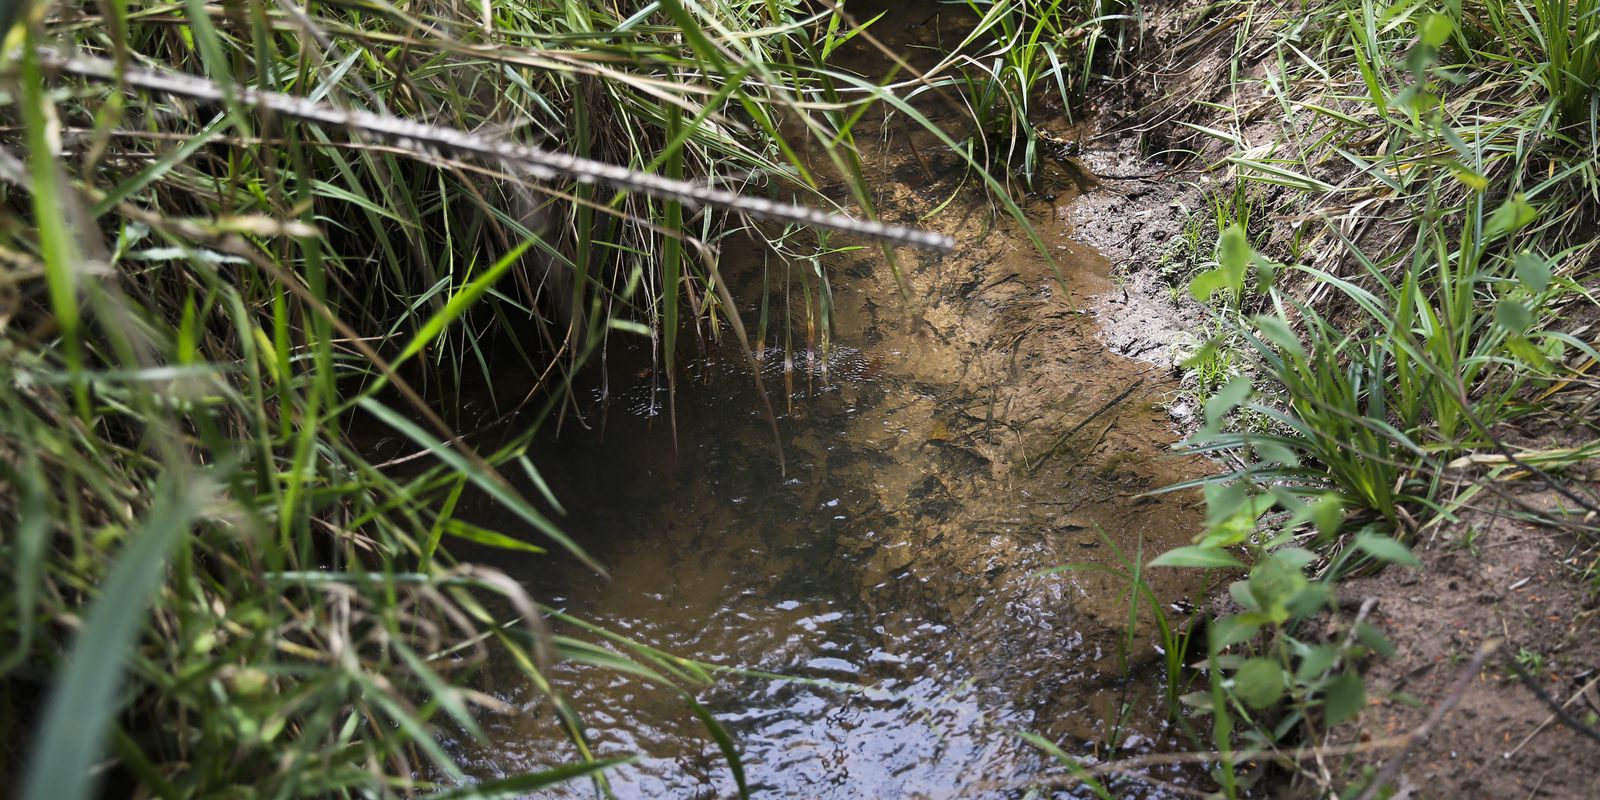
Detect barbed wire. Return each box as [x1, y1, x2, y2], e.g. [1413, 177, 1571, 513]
[39, 50, 956, 253]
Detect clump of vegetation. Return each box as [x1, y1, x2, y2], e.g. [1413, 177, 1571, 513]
[0, 1, 951, 797]
[913, 0, 1140, 188]
[1135, 0, 1600, 795]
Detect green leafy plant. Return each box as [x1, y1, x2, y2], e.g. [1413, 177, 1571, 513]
[1148, 480, 1413, 797]
[1143, 2, 1599, 793]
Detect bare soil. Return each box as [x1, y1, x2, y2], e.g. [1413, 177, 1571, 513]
[1304, 486, 1600, 799]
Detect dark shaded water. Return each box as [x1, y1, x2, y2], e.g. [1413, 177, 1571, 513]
[446, 345, 1051, 797]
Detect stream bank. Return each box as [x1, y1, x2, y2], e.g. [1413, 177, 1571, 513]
[1066, 2, 1600, 796]
[458, 0, 1600, 793]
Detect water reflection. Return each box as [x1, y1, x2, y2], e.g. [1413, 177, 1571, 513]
[441, 0, 1211, 792]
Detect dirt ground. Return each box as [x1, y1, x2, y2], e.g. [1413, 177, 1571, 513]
[1061, 1, 1600, 796]
[1307, 486, 1600, 799]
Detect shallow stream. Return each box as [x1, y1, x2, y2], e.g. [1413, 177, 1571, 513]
[442, 3, 1213, 796]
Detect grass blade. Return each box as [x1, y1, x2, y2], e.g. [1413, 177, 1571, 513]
[21, 477, 204, 800]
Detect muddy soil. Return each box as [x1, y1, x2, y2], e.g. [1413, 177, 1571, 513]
[1304, 485, 1600, 799]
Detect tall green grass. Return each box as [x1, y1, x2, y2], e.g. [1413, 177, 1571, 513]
[0, 0, 953, 796]
[911, 0, 1141, 187]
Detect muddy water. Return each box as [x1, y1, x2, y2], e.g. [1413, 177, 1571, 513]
[444, 3, 1213, 797]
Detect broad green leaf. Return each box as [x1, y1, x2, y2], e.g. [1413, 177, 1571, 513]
[1513, 252, 1552, 293]
[1274, 548, 1318, 569]
[1210, 613, 1266, 650]
[1233, 658, 1286, 709]
[1354, 623, 1398, 659]
[1353, 531, 1420, 567]
[1149, 545, 1245, 569]
[1420, 12, 1453, 46]
[1484, 194, 1537, 242]
[1253, 437, 1302, 467]
[1448, 163, 1488, 192]
[1229, 579, 1259, 613]
[1204, 377, 1253, 431]
[1285, 583, 1332, 620]
[1218, 224, 1254, 277]
[1204, 481, 1250, 528]
[1294, 644, 1340, 682]
[1309, 494, 1346, 540]
[1253, 314, 1305, 359]
[1249, 554, 1309, 623]
[1189, 266, 1232, 302]
[1285, 491, 1346, 540]
[1188, 224, 1256, 302]
[1199, 481, 1273, 549]
[1323, 672, 1367, 725]
[1494, 298, 1533, 333]
[1506, 335, 1553, 371]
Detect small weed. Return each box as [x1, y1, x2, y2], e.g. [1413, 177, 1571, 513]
[1156, 207, 1213, 288]
[1510, 647, 1547, 679]
[1452, 527, 1487, 558]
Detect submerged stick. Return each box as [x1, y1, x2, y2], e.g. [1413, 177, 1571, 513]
[39, 51, 955, 252]
[1026, 377, 1145, 476]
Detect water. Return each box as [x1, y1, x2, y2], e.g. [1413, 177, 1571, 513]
[440, 2, 1214, 795]
[441, 233, 1210, 796]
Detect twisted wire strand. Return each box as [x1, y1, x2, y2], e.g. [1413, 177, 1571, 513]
[42, 51, 956, 252]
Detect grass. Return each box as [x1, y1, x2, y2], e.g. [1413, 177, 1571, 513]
[892, 0, 1141, 189]
[1135, 0, 1600, 795]
[0, 0, 970, 796]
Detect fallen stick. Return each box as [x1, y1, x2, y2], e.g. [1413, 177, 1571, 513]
[1026, 377, 1144, 476]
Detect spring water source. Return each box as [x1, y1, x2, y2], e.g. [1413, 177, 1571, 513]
[440, 2, 1213, 797]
